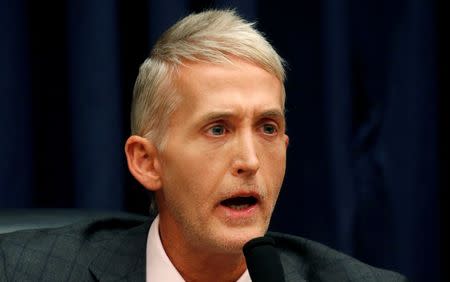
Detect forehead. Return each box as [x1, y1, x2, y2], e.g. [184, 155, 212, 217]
[173, 59, 284, 115]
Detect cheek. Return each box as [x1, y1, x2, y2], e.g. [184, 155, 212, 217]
[162, 150, 227, 204]
[259, 144, 286, 194]
[260, 141, 286, 171]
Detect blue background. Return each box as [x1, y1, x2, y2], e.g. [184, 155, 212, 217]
[1, 0, 445, 281]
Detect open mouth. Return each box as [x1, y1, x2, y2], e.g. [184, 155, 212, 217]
[220, 196, 258, 210]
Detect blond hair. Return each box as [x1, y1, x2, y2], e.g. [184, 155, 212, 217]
[131, 9, 286, 150]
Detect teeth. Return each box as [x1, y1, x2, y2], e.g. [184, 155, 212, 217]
[229, 204, 250, 210]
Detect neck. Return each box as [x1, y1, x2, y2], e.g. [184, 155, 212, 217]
[158, 219, 247, 282]
[173, 250, 246, 282]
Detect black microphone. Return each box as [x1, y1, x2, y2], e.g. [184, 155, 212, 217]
[243, 236, 285, 282]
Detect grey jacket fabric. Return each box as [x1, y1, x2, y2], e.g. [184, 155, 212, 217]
[0, 217, 407, 282]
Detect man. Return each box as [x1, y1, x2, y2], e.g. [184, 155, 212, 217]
[0, 9, 406, 282]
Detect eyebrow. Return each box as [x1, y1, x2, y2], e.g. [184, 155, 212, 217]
[199, 109, 285, 124]
[258, 109, 285, 120]
[200, 111, 235, 123]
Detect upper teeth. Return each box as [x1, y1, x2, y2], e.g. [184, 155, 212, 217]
[229, 204, 250, 210]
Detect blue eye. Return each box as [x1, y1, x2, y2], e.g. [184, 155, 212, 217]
[262, 124, 277, 135]
[209, 125, 225, 136]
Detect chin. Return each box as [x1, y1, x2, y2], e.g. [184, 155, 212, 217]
[212, 225, 267, 254]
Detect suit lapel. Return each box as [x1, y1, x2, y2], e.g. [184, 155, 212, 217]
[88, 220, 151, 282]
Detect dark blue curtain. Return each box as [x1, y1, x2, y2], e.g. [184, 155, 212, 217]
[0, 0, 442, 281]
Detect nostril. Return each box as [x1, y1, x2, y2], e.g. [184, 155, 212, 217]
[232, 156, 260, 176]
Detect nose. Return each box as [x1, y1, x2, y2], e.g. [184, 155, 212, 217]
[231, 131, 260, 177]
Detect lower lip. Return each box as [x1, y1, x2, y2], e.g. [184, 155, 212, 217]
[218, 203, 259, 220]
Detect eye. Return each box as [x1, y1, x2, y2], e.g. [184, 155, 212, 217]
[208, 125, 226, 136]
[262, 123, 277, 135]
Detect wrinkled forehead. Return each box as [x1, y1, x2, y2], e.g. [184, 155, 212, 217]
[164, 59, 284, 130]
[171, 58, 285, 107]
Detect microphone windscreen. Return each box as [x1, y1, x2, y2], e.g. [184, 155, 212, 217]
[243, 236, 285, 282]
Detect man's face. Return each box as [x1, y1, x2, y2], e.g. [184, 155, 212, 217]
[156, 58, 288, 255]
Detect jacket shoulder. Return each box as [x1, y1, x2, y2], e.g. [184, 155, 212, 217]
[267, 232, 407, 282]
[0, 217, 147, 281]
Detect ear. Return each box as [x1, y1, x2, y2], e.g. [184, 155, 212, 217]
[284, 134, 290, 148]
[125, 135, 163, 192]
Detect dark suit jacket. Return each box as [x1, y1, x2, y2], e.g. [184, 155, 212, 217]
[0, 217, 407, 281]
